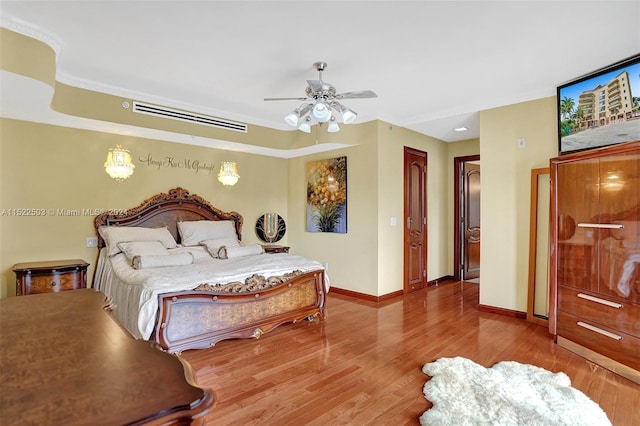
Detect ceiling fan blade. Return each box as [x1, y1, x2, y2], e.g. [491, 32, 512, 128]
[306, 79, 323, 93]
[264, 97, 309, 101]
[336, 90, 378, 99]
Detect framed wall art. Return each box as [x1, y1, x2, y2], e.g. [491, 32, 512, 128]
[306, 156, 347, 233]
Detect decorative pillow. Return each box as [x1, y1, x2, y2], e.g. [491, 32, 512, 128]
[133, 252, 194, 269]
[117, 241, 169, 265]
[217, 244, 264, 260]
[200, 238, 241, 258]
[178, 220, 237, 246]
[99, 226, 178, 256]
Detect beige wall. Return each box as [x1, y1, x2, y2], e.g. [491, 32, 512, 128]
[287, 121, 452, 296]
[1, 116, 449, 299]
[479, 97, 557, 312]
[0, 28, 56, 87]
[1, 100, 558, 310]
[1, 117, 452, 299]
[0, 118, 289, 297]
[287, 122, 379, 294]
[378, 123, 452, 293]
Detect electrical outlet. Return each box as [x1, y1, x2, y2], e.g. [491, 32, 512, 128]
[86, 237, 98, 248]
[518, 138, 526, 148]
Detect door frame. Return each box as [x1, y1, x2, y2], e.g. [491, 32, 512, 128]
[453, 154, 480, 281]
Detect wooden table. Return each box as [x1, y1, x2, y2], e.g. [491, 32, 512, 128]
[0, 289, 214, 425]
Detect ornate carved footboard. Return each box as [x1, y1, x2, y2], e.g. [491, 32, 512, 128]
[153, 269, 326, 353]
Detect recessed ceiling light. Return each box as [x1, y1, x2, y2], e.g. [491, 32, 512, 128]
[454, 127, 468, 132]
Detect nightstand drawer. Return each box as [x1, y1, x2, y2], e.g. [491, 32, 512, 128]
[558, 285, 640, 338]
[28, 271, 84, 294]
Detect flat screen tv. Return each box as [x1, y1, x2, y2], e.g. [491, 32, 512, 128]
[557, 53, 640, 154]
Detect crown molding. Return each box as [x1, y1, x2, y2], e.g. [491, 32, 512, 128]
[0, 15, 61, 56]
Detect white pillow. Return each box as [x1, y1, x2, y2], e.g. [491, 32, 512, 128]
[178, 220, 237, 246]
[133, 252, 194, 269]
[217, 244, 264, 259]
[99, 226, 178, 256]
[117, 241, 169, 265]
[200, 238, 241, 258]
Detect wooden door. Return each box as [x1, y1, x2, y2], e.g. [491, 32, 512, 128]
[463, 162, 481, 280]
[404, 147, 427, 292]
[454, 155, 480, 281]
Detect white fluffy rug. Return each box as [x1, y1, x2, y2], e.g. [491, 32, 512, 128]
[420, 357, 611, 426]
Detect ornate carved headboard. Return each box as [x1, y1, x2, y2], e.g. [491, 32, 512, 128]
[94, 187, 244, 248]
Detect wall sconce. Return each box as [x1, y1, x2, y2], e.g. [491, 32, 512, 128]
[218, 161, 240, 186]
[104, 145, 135, 181]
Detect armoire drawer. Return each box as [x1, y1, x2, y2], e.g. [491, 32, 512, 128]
[558, 285, 640, 338]
[557, 310, 640, 371]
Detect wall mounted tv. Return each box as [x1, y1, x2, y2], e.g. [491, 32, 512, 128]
[557, 53, 640, 154]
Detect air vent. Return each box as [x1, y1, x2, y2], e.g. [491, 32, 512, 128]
[132, 101, 247, 133]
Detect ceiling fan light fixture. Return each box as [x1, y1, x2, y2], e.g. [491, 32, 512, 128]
[312, 102, 332, 122]
[284, 109, 301, 127]
[265, 62, 375, 132]
[285, 104, 313, 127]
[340, 105, 357, 124]
[299, 116, 312, 133]
[327, 116, 340, 133]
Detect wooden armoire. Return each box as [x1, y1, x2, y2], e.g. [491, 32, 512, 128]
[549, 140, 640, 384]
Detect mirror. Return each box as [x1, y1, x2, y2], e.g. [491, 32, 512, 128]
[527, 167, 550, 326]
[255, 213, 286, 243]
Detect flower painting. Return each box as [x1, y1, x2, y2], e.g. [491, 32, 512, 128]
[306, 156, 347, 233]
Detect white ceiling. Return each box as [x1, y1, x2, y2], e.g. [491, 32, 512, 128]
[1, 1, 639, 151]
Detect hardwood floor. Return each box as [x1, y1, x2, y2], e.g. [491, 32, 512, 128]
[181, 280, 640, 425]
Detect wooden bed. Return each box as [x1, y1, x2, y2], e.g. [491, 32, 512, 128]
[93, 187, 327, 354]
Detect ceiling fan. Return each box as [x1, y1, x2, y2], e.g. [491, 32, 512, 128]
[264, 61, 377, 133]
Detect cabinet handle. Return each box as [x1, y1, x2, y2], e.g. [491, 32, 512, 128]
[577, 293, 622, 309]
[577, 321, 622, 341]
[577, 223, 623, 229]
[51, 281, 58, 287]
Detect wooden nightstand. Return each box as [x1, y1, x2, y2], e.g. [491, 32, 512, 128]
[13, 259, 89, 296]
[262, 244, 290, 254]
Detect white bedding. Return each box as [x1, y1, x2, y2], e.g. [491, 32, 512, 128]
[94, 246, 329, 340]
